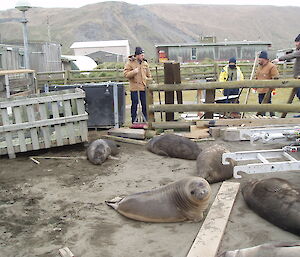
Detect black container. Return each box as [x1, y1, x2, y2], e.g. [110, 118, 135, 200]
[49, 83, 126, 127]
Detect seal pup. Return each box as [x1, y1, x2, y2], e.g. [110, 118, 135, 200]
[146, 134, 201, 160]
[106, 176, 211, 222]
[86, 139, 119, 165]
[196, 145, 235, 183]
[217, 241, 300, 257]
[242, 178, 300, 236]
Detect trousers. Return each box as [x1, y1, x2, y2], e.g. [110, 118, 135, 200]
[131, 91, 147, 123]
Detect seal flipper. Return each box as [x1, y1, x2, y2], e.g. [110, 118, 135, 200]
[105, 196, 123, 210]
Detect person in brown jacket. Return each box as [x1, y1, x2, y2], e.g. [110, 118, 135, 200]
[255, 51, 279, 116]
[124, 47, 151, 123]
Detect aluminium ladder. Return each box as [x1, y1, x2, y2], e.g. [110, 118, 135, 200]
[222, 149, 300, 178]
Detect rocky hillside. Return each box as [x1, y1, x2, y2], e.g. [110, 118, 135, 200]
[0, 2, 299, 58]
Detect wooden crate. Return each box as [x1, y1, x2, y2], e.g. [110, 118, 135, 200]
[0, 88, 88, 159]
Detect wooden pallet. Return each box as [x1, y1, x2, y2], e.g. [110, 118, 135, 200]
[0, 88, 88, 158]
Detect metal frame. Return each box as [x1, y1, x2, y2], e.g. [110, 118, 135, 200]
[222, 149, 300, 178]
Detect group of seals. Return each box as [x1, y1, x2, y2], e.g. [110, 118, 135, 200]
[242, 177, 300, 236]
[146, 134, 201, 160]
[86, 139, 119, 165]
[147, 134, 234, 183]
[106, 176, 211, 222]
[218, 241, 300, 257]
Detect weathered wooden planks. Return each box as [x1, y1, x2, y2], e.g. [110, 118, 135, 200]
[107, 128, 146, 140]
[0, 89, 88, 158]
[186, 182, 240, 257]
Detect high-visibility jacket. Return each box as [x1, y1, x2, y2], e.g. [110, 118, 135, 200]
[219, 65, 244, 96]
[219, 65, 244, 82]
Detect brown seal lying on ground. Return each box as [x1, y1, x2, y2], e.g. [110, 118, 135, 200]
[106, 176, 211, 222]
[217, 241, 300, 257]
[146, 134, 201, 160]
[86, 139, 119, 165]
[242, 178, 300, 236]
[196, 145, 235, 183]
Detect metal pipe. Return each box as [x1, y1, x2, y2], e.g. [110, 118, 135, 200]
[21, 10, 30, 69]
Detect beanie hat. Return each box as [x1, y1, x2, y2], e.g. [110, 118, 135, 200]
[295, 34, 300, 42]
[259, 51, 268, 59]
[229, 57, 236, 64]
[135, 47, 144, 55]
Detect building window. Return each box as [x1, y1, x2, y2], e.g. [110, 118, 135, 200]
[191, 48, 197, 60]
[19, 53, 25, 68]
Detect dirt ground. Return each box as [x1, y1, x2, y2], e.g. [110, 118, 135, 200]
[0, 131, 299, 257]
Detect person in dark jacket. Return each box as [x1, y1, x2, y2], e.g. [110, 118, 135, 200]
[273, 34, 300, 115]
[273, 34, 300, 117]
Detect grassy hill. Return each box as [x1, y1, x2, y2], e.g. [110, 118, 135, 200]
[0, 2, 299, 58]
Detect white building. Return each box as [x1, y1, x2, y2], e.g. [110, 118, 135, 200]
[70, 40, 130, 63]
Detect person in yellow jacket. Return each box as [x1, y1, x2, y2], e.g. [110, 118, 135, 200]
[124, 47, 151, 123]
[219, 57, 244, 101]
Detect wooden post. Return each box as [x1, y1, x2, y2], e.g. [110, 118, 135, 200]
[283, 63, 287, 78]
[64, 70, 68, 85]
[173, 63, 183, 105]
[204, 77, 216, 119]
[281, 88, 297, 118]
[213, 63, 219, 80]
[156, 66, 163, 121]
[164, 62, 175, 121]
[146, 79, 154, 129]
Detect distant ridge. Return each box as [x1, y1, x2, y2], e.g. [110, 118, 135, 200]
[0, 2, 298, 58]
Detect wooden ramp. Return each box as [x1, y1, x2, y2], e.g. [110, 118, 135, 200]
[186, 182, 240, 257]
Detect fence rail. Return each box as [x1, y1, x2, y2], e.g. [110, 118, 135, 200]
[146, 79, 300, 129]
[36, 62, 295, 87]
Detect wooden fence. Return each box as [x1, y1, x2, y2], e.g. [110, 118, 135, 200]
[0, 88, 88, 158]
[146, 79, 300, 129]
[36, 62, 295, 87]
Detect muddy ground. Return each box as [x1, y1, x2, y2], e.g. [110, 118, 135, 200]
[0, 131, 299, 257]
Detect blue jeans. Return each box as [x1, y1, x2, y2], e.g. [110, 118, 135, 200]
[131, 91, 147, 123]
[258, 93, 274, 116]
[296, 88, 300, 99]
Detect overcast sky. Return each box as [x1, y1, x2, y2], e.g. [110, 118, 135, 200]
[2, 0, 300, 10]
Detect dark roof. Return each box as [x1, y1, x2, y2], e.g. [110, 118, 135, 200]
[155, 41, 272, 48]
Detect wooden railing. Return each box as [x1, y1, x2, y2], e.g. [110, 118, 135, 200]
[36, 62, 295, 87]
[145, 79, 300, 129]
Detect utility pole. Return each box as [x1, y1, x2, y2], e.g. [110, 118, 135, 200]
[47, 16, 52, 42]
[15, 2, 31, 69]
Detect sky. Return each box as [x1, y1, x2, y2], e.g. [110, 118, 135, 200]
[2, 0, 300, 11]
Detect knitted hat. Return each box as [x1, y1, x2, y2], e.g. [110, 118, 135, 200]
[295, 34, 300, 42]
[259, 51, 268, 59]
[135, 47, 144, 55]
[228, 57, 236, 64]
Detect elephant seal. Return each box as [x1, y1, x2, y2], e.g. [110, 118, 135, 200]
[196, 145, 235, 183]
[86, 139, 119, 165]
[106, 176, 211, 222]
[217, 241, 300, 257]
[146, 134, 201, 160]
[242, 178, 300, 236]
[102, 139, 120, 156]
